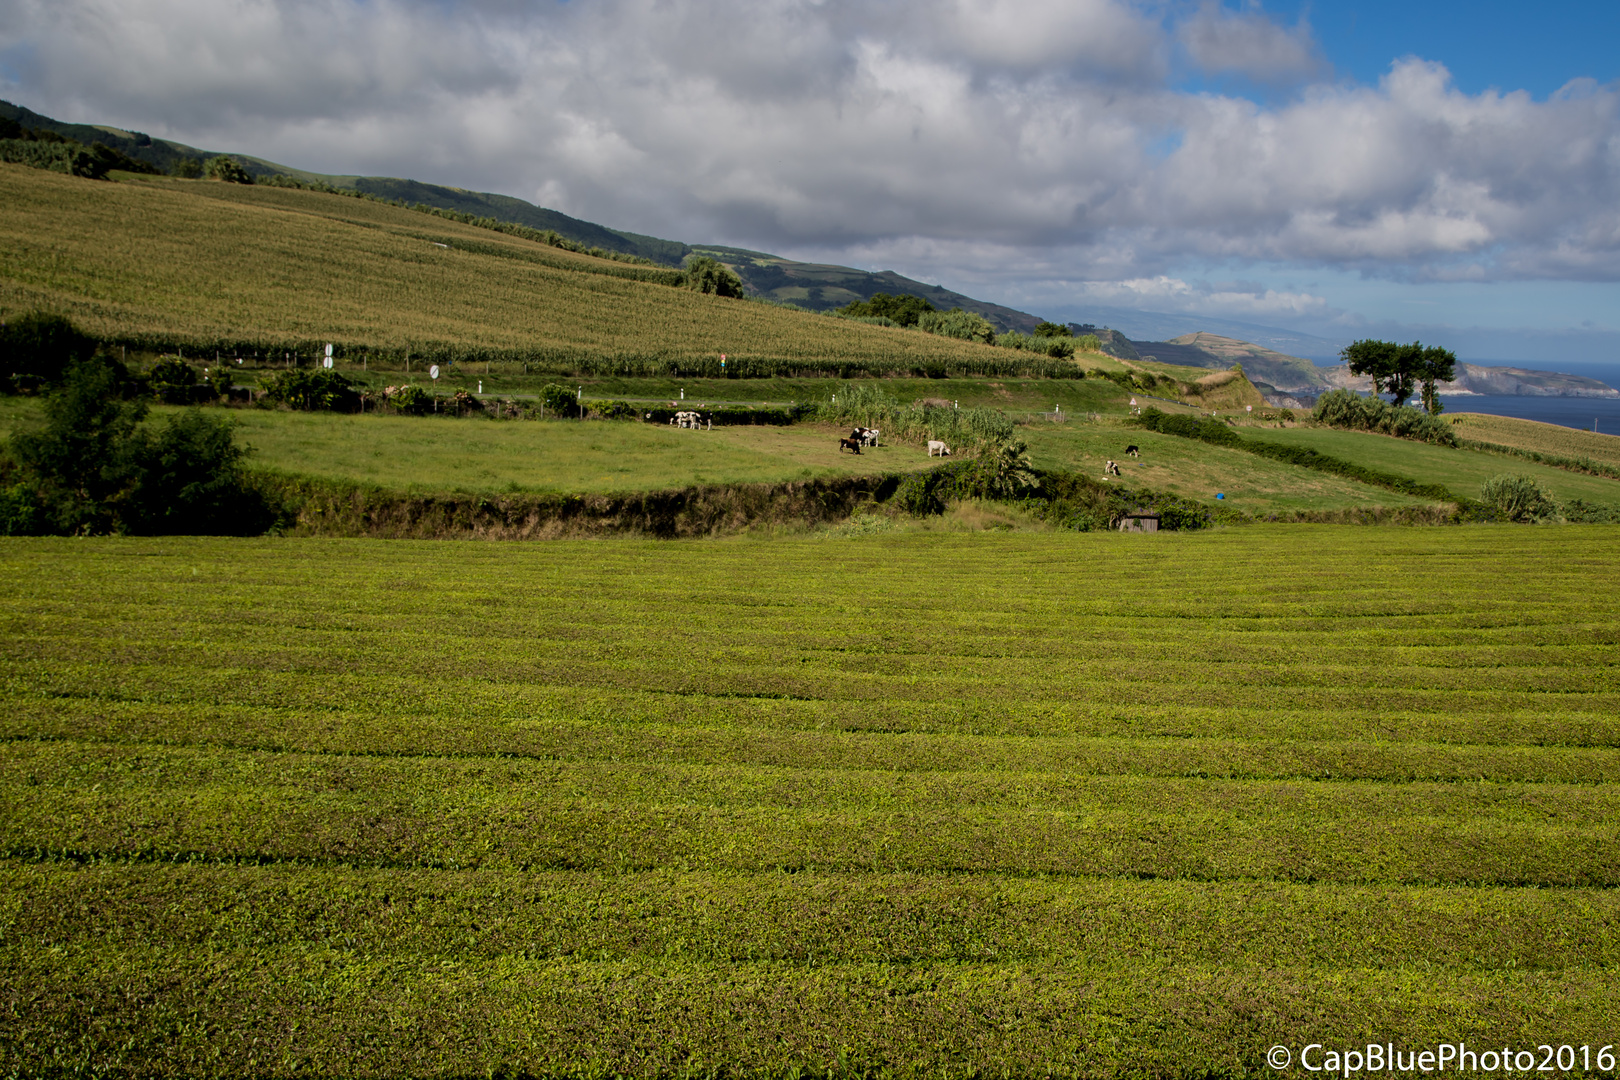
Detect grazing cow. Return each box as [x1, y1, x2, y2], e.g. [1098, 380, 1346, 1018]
[671, 410, 702, 429]
[862, 427, 880, 447]
[1124, 445, 1140, 457]
[1105, 460, 1121, 476]
[839, 437, 863, 454]
[927, 440, 951, 457]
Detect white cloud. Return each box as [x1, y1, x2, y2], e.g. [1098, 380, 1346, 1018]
[2, 0, 1620, 301]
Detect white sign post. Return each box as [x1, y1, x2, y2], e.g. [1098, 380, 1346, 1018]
[324, 343, 334, 369]
[429, 365, 440, 381]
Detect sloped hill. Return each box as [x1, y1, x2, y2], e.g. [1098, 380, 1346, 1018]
[1, 97, 1049, 332]
[692, 246, 1040, 332]
[0, 164, 1060, 373]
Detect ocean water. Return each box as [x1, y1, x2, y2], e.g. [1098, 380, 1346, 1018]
[1438, 394, 1620, 434]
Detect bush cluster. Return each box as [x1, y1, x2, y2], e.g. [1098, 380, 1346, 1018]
[1, 359, 276, 536]
[260, 369, 361, 412]
[1479, 474, 1556, 523]
[0, 117, 160, 180]
[1311, 389, 1457, 445]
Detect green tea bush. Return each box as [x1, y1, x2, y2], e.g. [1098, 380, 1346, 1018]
[1480, 474, 1556, 522]
[1312, 388, 1457, 445]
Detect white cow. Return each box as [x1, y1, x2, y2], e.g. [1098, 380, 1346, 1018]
[927, 440, 951, 457]
[861, 427, 880, 447]
[671, 410, 702, 429]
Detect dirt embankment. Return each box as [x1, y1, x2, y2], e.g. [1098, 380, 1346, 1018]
[267, 473, 905, 539]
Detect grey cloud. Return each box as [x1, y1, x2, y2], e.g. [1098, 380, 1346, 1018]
[1175, 1, 1321, 83]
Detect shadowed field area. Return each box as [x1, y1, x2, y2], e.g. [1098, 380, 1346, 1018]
[2, 527, 1618, 1076]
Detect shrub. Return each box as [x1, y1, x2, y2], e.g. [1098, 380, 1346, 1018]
[385, 384, 432, 416]
[680, 256, 746, 298]
[539, 383, 577, 417]
[149, 357, 206, 404]
[3, 361, 274, 535]
[1074, 334, 1102, 353]
[124, 410, 277, 535]
[172, 157, 203, 179]
[1311, 388, 1456, 446]
[261, 369, 360, 412]
[918, 308, 996, 344]
[205, 156, 254, 184]
[1480, 474, 1556, 523]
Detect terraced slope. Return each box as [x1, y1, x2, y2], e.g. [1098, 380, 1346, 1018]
[3, 528, 1617, 1076]
[0, 165, 1062, 372]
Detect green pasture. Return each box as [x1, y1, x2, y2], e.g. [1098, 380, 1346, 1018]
[3, 528, 1619, 1076]
[1255, 424, 1620, 505]
[1022, 420, 1433, 511]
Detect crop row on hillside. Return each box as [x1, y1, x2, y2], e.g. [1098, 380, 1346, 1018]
[0, 166, 1105, 379]
[2, 528, 1619, 1075]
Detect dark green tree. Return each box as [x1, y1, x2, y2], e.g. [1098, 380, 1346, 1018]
[126, 410, 272, 535]
[1341, 339, 1415, 407]
[9, 359, 148, 533]
[839, 293, 937, 327]
[1033, 321, 1072, 338]
[1415, 343, 1458, 416]
[205, 156, 254, 184]
[681, 256, 746, 298]
[0, 310, 95, 392]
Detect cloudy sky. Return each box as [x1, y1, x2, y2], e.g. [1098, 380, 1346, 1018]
[2, 0, 1618, 362]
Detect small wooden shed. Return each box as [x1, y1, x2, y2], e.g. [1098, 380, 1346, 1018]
[1118, 513, 1160, 533]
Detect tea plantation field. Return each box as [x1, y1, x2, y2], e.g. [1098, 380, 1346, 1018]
[3, 527, 1619, 1077]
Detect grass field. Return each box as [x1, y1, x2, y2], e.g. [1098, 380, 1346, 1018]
[4, 395, 1417, 512]
[1022, 422, 1433, 512]
[1253, 424, 1620, 505]
[3, 528, 1619, 1076]
[1449, 412, 1620, 469]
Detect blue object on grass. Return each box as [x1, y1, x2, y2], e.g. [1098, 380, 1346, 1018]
[1216, 493, 1225, 499]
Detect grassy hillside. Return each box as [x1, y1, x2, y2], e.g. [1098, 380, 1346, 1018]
[1450, 412, 1620, 469]
[4, 528, 1618, 1075]
[0, 165, 1081, 373]
[1256, 424, 1620, 504]
[1022, 422, 1431, 512]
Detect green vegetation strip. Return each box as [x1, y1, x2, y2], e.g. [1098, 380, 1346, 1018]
[3, 529, 1619, 1075]
[1138, 409, 1463, 502]
[1459, 437, 1620, 482]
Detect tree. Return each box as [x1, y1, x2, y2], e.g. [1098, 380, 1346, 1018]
[1415, 344, 1457, 416]
[1033, 321, 1072, 338]
[205, 156, 254, 184]
[839, 293, 936, 327]
[5, 360, 273, 535]
[681, 256, 746, 298]
[1341, 339, 1412, 406]
[0, 310, 95, 392]
[9, 359, 148, 533]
